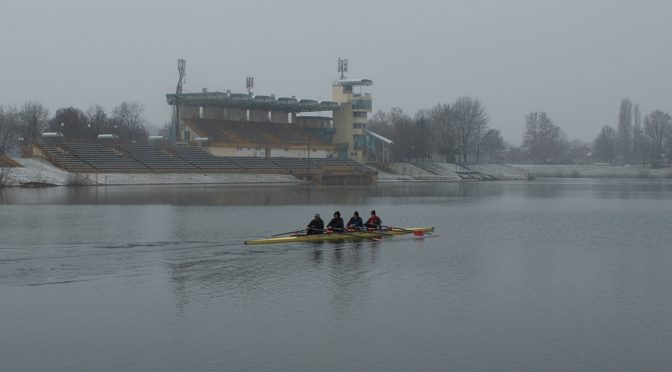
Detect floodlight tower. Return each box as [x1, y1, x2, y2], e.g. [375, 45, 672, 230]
[338, 58, 348, 80]
[246, 76, 254, 95]
[174, 59, 186, 142]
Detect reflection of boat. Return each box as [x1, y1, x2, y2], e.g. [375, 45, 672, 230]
[244, 227, 434, 245]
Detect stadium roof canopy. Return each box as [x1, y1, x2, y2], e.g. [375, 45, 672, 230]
[166, 92, 340, 112]
[334, 79, 373, 87]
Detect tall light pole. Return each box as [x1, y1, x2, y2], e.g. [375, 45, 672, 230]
[175, 59, 186, 143]
[338, 58, 348, 80]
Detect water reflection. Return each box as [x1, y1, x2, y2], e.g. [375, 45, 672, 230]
[163, 240, 381, 316]
[3, 179, 672, 372]
[3, 179, 672, 206]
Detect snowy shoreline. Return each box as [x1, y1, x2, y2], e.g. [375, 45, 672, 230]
[3, 158, 307, 187]
[515, 164, 672, 179]
[3, 158, 671, 187]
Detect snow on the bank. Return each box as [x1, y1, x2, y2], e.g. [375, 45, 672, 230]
[4, 158, 75, 186]
[377, 163, 527, 181]
[8, 157, 663, 187]
[467, 164, 528, 180]
[4, 158, 304, 186]
[514, 164, 672, 178]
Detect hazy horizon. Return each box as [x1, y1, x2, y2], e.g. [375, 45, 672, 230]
[2, 0, 670, 144]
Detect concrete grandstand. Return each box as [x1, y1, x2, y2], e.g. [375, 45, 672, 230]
[25, 142, 376, 185]
[157, 61, 382, 184]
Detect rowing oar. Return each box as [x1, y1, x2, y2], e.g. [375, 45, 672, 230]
[270, 229, 306, 237]
[381, 225, 430, 237]
[315, 228, 385, 242]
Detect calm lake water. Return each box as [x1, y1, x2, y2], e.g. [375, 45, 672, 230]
[2, 179, 672, 372]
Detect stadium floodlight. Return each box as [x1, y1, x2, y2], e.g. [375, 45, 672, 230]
[246, 76, 254, 94]
[178, 59, 186, 88]
[338, 58, 349, 79]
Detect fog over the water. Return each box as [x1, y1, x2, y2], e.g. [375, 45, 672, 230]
[2, 0, 670, 143]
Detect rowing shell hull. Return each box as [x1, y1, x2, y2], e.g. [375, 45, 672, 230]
[244, 227, 435, 245]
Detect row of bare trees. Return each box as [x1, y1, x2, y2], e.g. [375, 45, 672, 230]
[0, 101, 148, 156]
[367, 97, 671, 167]
[592, 99, 672, 167]
[366, 98, 570, 164]
[367, 97, 505, 163]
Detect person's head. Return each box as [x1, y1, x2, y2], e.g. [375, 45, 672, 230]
[370, 210, 376, 216]
[314, 213, 320, 219]
[353, 211, 359, 217]
[334, 211, 340, 217]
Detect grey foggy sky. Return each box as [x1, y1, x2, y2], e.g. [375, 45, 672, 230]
[2, 0, 671, 144]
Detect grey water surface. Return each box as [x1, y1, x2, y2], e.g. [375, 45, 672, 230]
[2, 179, 672, 372]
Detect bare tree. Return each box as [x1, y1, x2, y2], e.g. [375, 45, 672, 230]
[86, 105, 108, 137]
[632, 104, 645, 165]
[0, 105, 21, 156]
[0, 166, 16, 187]
[49, 107, 90, 139]
[617, 98, 633, 163]
[644, 110, 671, 167]
[18, 101, 49, 142]
[411, 112, 433, 161]
[388, 108, 415, 161]
[111, 102, 148, 143]
[0, 106, 19, 186]
[452, 97, 488, 163]
[479, 128, 506, 163]
[522, 112, 567, 163]
[592, 125, 617, 163]
[429, 103, 457, 162]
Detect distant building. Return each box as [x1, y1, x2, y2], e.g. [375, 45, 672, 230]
[166, 77, 376, 163]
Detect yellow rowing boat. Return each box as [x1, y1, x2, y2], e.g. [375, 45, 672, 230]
[244, 227, 434, 245]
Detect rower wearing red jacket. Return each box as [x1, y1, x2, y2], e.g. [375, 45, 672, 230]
[365, 210, 382, 229]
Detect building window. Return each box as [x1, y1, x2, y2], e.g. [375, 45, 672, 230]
[353, 112, 368, 118]
[352, 99, 372, 110]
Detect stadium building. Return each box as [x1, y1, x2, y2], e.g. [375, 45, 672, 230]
[166, 77, 376, 163]
[20, 60, 381, 185]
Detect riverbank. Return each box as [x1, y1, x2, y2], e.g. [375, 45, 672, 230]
[515, 164, 672, 179]
[3, 158, 530, 186]
[4, 158, 670, 187]
[2, 158, 307, 186]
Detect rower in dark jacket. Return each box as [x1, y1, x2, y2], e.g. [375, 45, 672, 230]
[307, 213, 324, 235]
[327, 211, 345, 232]
[365, 210, 382, 229]
[347, 211, 364, 230]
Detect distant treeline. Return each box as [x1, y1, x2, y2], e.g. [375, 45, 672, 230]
[592, 99, 671, 168]
[0, 101, 149, 156]
[368, 97, 672, 167]
[3, 97, 671, 167]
